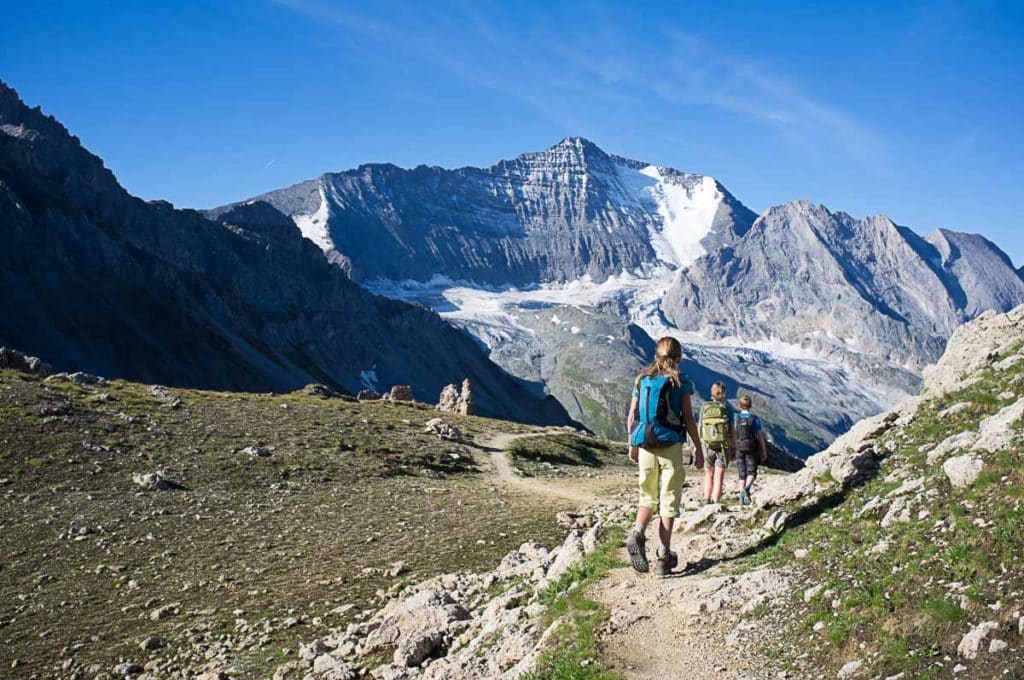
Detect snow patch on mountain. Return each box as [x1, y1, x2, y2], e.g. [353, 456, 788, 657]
[293, 185, 334, 252]
[368, 269, 841, 366]
[639, 168, 721, 267]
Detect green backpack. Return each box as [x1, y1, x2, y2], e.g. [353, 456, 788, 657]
[700, 401, 730, 448]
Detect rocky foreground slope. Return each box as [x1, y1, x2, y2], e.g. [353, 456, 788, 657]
[0, 362, 607, 679]
[276, 304, 1024, 680]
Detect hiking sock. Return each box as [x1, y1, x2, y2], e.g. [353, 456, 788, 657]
[656, 545, 669, 559]
[633, 522, 646, 536]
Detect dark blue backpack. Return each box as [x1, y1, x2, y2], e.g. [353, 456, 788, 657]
[629, 375, 685, 449]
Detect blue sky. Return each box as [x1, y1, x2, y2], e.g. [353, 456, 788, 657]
[4, 0, 1023, 264]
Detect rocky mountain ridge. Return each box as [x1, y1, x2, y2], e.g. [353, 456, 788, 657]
[664, 199, 1024, 372]
[0, 81, 569, 424]
[231, 137, 757, 285]
[230, 138, 1023, 450]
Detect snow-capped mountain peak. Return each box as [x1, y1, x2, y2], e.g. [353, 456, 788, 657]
[238, 139, 755, 285]
[219, 139, 1024, 454]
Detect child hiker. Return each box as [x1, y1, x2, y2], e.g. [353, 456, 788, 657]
[735, 394, 768, 505]
[625, 337, 704, 577]
[699, 381, 733, 504]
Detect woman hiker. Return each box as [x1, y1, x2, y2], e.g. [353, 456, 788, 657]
[625, 337, 704, 577]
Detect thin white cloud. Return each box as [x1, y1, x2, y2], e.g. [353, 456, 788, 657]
[272, 0, 885, 167]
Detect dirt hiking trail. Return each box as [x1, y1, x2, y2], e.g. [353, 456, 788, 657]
[478, 430, 782, 679]
[476, 430, 620, 506]
[590, 474, 783, 680]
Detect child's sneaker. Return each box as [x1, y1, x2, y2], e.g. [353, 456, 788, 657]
[655, 549, 678, 577]
[626, 529, 648, 573]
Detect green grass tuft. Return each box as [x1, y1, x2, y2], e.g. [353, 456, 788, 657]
[526, 527, 625, 680]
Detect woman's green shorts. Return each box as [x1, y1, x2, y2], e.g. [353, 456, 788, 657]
[637, 442, 685, 518]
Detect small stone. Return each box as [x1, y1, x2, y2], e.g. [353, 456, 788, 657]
[957, 621, 999, 659]
[988, 638, 1008, 653]
[113, 662, 143, 676]
[765, 510, 788, 533]
[803, 584, 824, 603]
[837, 659, 863, 678]
[138, 637, 163, 651]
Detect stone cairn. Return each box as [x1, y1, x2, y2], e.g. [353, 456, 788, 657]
[436, 378, 474, 415]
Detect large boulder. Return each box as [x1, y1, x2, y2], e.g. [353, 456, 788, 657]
[362, 589, 470, 667]
[957, 621, 999, 659]
[132, 472, 172, 491]
[544, 531, 586, 582]
[298, 383, 339, 399]
[943, 454, 984, 490]
[383, 385, 415, 402]
[923, 304, 1024, 396]
[926, 431, 978, 465]
[972, 397, 1024, 453]
[424, 418, 462, 442]
[435, 384, 460, 413]
[46, 371, 107, 386]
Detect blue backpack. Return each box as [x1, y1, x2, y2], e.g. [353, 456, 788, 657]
[629, 375, 685, 449]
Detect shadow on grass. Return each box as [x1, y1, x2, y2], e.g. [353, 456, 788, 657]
[674, 477, 866, 579]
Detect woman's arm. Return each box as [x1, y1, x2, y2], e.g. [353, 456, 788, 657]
[626, 396, 640, 463]
[758, 431, 768, 463]
[682, 394, 704, 469]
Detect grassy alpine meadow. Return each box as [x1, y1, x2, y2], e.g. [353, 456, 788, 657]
[738, 342, 1024, 679]
[0, 370, 589, 678]
[508, 433, 630, 479]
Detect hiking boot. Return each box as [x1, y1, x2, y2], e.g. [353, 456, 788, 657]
[655, 550, 678, 578]
[626, 529, 648, 573]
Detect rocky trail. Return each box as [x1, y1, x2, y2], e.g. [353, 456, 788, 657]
[591, 483, 783, 680]
[480, 428, 790, 679]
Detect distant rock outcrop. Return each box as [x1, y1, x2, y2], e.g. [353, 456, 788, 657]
[436, 379, 474, 415]
[0, 347, 50, 377]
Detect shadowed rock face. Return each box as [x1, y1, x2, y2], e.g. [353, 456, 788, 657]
[0, 82, 571, 425]
[662, 200, 1024, 371]
[224, 137, 757, 285]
